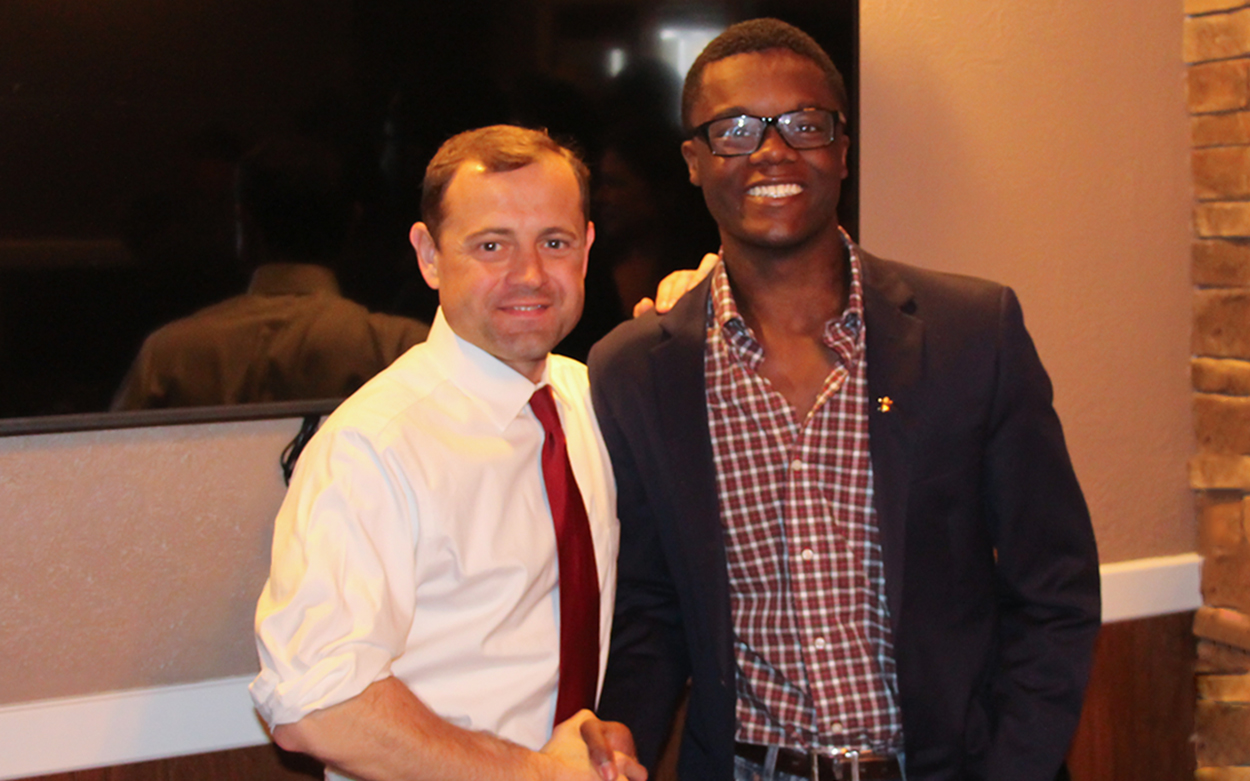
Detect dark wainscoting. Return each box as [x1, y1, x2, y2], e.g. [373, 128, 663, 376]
[1067, 610, 1197, 781]
[24, 744, 321, 781]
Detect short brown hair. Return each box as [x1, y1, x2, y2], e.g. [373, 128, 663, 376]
[681, 18, 848, 132]
[420, 125, 590, 242]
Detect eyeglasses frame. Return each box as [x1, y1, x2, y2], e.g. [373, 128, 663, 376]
[691, 108, 848, 157]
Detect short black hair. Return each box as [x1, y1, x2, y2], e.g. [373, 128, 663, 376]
[235, 136, 354, 262]
[681, 18, 848, 132]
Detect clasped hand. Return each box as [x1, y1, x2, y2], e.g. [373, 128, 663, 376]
[541, 710, 647, 781]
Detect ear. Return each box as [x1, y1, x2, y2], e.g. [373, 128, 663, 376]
[581, 221, 596, 278]
[411, 222, 441, 290]
[837, 133, 851, 181]
[680, 139, 702, 187]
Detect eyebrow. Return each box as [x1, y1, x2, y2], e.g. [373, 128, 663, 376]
[707, 106, 753, 121]
[711, 104, 836, 121]
[461, 225, 581, 243]
[464, 228, 516, 242]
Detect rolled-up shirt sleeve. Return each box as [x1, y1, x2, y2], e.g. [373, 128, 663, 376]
[250, 423, 419, 728]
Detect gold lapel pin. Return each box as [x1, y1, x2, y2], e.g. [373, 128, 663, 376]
[877, 396, 894, 413]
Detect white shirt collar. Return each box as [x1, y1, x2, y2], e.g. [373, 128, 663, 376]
[424, 308, 548, 431]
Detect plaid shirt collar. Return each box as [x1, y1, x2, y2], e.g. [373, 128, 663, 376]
[708, 227, 866, 373]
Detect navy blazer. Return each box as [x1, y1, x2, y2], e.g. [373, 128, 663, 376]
[588, 251, 1101, 781]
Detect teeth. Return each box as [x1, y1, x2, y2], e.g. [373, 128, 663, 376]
[748, 183, 802, 198]
[510, 305, 544, 311]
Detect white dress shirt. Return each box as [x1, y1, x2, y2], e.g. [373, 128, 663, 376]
[251, 308, 618, 760]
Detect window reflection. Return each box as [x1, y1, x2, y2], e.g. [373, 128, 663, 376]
[0, 0, 855, 423]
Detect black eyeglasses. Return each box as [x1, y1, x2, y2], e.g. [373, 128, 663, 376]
[691, 108, 846, 157]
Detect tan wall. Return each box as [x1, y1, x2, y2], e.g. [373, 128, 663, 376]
[860, 0, 1195, 562]
[0, 419, 297, 705]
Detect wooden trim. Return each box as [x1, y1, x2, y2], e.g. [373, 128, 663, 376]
[1067, 611, 1197, 780]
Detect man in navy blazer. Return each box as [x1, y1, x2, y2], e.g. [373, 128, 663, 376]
[588, 18, 1100, 781]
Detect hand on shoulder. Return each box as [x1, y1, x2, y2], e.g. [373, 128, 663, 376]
[632, 252, 720, 317]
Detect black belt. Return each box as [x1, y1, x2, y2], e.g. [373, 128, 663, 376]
[734, 741, 902, 781]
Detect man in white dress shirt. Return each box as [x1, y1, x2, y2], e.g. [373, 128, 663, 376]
[250, 125, 645, 781]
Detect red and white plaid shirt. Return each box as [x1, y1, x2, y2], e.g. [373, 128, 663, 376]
[705, 232, 903, 754]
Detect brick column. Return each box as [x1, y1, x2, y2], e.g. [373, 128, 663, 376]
[1187, 1, 1250, 775]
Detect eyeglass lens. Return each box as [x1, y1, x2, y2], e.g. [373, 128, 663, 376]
[704, 109, 838, 156]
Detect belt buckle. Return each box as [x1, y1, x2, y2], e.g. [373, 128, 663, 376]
[843, 749, 860, 781]
[812, 748, 860, 781]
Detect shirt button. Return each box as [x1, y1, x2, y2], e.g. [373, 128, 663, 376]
[801, 548, 815, 561]
[830, 721, 844, 733]
[813, 637, 827, 651]
[790, 459, 804, 472]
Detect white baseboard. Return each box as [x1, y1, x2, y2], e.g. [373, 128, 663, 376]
[1099, 552, 1202, 623]
[0, 675, 267, 780]
[0, 554, 1204, 779]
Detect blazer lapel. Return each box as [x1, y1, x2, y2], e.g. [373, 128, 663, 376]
[862, 254, 923, 629]
[649, 277, 735, 684]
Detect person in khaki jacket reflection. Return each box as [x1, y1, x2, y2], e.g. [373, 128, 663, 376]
[112, 135, 428, 410]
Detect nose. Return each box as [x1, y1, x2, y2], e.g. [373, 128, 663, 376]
[752, 123, 796, 161]
[512, 243, 547, 288]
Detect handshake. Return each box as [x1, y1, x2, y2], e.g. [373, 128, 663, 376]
[543, 710, 648, 781]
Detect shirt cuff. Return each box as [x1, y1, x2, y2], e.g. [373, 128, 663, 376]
[249, 645, 394, 728]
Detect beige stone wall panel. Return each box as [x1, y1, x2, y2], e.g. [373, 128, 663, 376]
[1197, 767, 1250, 780]
[1188, 0, 1250, 18]
[1192, 453, 1250, 489]
[1196, 202, 1250, 236]
[1195, 289, 1250, 357]
[1196, 393, 1250, 452]
[1196, 605, 1250, 649]
[1190, 60, 1250, 113]
[1199, 672, 1250, 700]
[1203, 552, 1250, 612]
[1186, 9, 1250, 63]
[1194, 358, 1250, 393]
[1199, 491, 1248, 556]
[1195, 146, 1250, 199]
[1199, 638, 1250, 674]
[1196, 700, 1250, 766]
[1195, 239, 1250, 286]
[1194, 111, 1250, 147]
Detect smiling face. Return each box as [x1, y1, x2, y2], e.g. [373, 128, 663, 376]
[681, 48, 850, 257]
[410, 152, 593, 382]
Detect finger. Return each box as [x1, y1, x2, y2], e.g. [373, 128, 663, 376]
[579, 718, 617, 780]
[614, 752, 649, 781]
[600, 721, 638, 759]
[697, 251, 720, 274]
[599, 760, 620, 781]
[656, 271, 695, 313]
[632, 297, 656, 318]
[549, 708, 595, 745]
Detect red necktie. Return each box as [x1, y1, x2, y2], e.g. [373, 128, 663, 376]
[530, 385, 600, 725]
